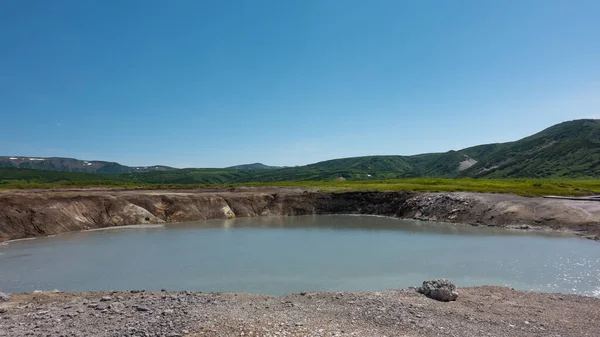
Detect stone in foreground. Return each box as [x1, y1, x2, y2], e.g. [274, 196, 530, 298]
[418, 279, 459, 302]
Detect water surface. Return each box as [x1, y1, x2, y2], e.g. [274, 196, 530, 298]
[1, 215, 599, 296]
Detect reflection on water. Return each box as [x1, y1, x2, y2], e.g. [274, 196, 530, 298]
[0, 215, 599, 296]
[169, 215, 570, 237]
[84, 224, 165, 232]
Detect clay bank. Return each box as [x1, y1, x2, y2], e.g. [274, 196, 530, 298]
[1, 187, 600, 242]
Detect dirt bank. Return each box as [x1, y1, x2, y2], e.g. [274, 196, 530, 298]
[1, 287, 599, 336]
[1, 187, 599, 242]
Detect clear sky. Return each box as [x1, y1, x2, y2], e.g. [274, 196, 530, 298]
[1, 0, 599, 168]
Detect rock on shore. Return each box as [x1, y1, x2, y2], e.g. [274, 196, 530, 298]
[418, 279, 459, 302]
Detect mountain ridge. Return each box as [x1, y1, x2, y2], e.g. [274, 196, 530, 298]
[2, 119, 599, 183]
[226, 163, 281, 170]
[0, 156, 176, 174]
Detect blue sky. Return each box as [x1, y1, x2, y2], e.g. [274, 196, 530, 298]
[1, 0, 599, 168]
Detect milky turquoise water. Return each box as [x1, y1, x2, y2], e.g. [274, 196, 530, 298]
[1, 215, 599, 296]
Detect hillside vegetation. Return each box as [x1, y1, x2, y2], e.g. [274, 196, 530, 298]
[1, 168, 599, 197]
[1, 120, 600, 188]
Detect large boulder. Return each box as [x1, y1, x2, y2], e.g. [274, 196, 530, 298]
[418, 279, 459, 302]
[0, 292, 11, 302]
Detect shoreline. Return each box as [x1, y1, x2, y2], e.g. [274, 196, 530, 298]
[0, 214, 586, 247]
[1, 286, 599, 336]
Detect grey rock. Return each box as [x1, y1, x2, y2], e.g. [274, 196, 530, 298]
[418, 279, 459, 302]
[100, 296, 112, 302]
[136, 305, 151, 312]
[110, 302, 126, 313]
[95, 303, 109, 311]
[0, 292, 11, 302]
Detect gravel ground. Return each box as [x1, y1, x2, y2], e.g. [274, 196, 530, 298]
[1, 287, 599, 337]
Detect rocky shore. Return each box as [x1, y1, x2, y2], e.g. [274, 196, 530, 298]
[1, 187, 599, 242]
[1, 286, 599, 337]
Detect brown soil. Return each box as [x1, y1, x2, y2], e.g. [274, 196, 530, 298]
[1, 287, 598, 337]
[1, 187, 599, 242]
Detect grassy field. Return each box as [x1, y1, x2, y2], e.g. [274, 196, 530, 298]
[2, 177, 600, 197]
[242, 178, 600, 197]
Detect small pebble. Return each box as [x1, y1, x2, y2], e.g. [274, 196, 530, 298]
[135, 306, 151, 312]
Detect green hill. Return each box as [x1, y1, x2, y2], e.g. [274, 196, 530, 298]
[0, 167, 128, 186]
[458, 119, 600, 178]
[276, 119, 600, 180]
[2, 119, 600, 185]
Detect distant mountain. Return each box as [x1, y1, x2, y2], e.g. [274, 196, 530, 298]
[0, 157, 176, 174]
[226, 163, 280, 170]
[2, 119, 599, 183]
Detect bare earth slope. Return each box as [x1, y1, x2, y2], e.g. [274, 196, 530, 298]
[1, 287, 599, 337]
[1, 187, 599, 242]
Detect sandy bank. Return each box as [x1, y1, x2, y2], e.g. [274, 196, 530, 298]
[1, 187, 599, 242]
